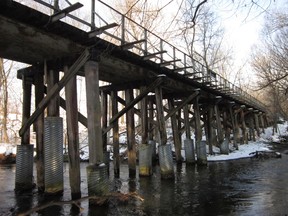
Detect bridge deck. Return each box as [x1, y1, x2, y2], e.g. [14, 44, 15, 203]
[0, 0, 264, 111]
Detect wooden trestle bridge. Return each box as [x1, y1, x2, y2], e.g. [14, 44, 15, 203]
[0, 0, 268, 199]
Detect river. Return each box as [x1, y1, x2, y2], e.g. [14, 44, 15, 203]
[0, 143, 287, 216]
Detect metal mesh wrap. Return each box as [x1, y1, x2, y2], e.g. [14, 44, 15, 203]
[44, 117, 63, 194]
[158, 144, 174, 179]
[15, 144, 34, 190]
[86, 164, 109, 197]
[139, 144, 153, 176]
[184, 139, 195, 164]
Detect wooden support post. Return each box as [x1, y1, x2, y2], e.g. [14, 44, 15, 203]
[47, 70, 60, 117]
[168, 99, 182, 163]
[64, 65, 81, 199]
[85, 60, 103, 165]
[240, 110, 248, 144]
[259, 113, 265, 133]
[34, 71, 45, 192]
[178, 109, 182, 142]
[184, 104, 196, 163]
[194, 97, 202, 149]
[249, 114, 256, 141]
[184, 105, 191, 139]
[140, 87, 148, 144]
[254, 113, 260, 137]
[214, 104, 224, 147]
[234, 112, 240, 145]
[229, 106, 238, 149]
[102, 91, 108, 151]
[194, 96, 207, 165]
[223, 110, 230, 140]
[21, 75, 32, 144]
[126, 88, 137, 178]
[148, 99, 154, 140]
[155, 86, 167, 145]
[207, 105, 214, 154]
[111, 90, 120, 177]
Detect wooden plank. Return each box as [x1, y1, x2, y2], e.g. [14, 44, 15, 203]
[240, 109, 248, 144]
[21, 76, 32, 145]
[125, 88, 136, 178]
[19, 48, 90, 137]
[148, 99, 154, 140]
[214, 104, 224, 147]
[101, 91, 108, 151]
[102, 77, 164, 135]
[155, 86, 167, 145]
[140, 87, 148, 144]
[34, 70, 45, 192]
[46, 69, 60, 117]
[111, 90, 120, 177]
[207, 105, 214, 154]
[164, 91, 199, 121]
[85, 60, 103, 164]
[64, 65, 81, 199]
[168, 99, 182, 163]
[184, 104, 191, 138]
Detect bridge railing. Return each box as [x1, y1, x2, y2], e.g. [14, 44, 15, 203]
[16, 0, 266, 111]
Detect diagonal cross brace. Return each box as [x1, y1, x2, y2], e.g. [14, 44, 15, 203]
[102, 76, 165, 135]
[19, 48, 90, 137]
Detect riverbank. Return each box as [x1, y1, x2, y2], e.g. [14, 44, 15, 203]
[0, 121, 287, 164]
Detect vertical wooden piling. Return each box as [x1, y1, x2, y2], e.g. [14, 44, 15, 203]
[207, 105, 214, 154]
[229, 106, 238, 149]
[194, 96, 207, 165]
[64, 65, 81, 199]
[85, 60, 103, 164]
[111, 90, 120, 177]
[184, 104, 196, 163]
[168, 99, 182, 163]
[34, 71, 45, 192]
[240, 109, 248, 144]
[21, 75, 32, 145]
[259, 113, 265, 134]
[125, 88, 136, 178]
[155, 86, 167, 145]
[148, 99, 154, 141]
[47, 69, 59, 117]
[140, 87, 148, 144]
[249, 114, 256, 141]
[254, 112, 260, 137]
[214, 104, 224, 147]
[102, 91, 108, 151]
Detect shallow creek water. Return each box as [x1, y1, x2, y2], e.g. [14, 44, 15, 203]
[0, 143, 288, 216]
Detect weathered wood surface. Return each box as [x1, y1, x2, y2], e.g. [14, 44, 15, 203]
[85, 60, 103, 164]
[125, 88, 136, 178]
[64, 65, 81, 199]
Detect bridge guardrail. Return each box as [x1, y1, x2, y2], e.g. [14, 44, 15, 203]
[16, 0, 266, 112]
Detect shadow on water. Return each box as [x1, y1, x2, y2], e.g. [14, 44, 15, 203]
[1, 142, 288, 215]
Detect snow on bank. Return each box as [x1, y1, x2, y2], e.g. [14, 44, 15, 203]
[207, 142, 270, 161]
[0, 122, 287, 162]
[0, 143, 17, 155]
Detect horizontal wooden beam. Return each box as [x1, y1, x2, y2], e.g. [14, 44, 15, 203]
[19, 49, 90, 137]
[102, 76, 165, 135]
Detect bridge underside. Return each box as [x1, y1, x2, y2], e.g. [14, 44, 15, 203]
[0, 0, 268, 196]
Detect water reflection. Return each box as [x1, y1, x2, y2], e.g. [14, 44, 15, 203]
[1, 144, 288, 215]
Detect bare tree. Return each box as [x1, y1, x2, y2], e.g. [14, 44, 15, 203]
[0, 58, 14, 143]
[251, 9, 288, 120]
[178, 1, 232, 77]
